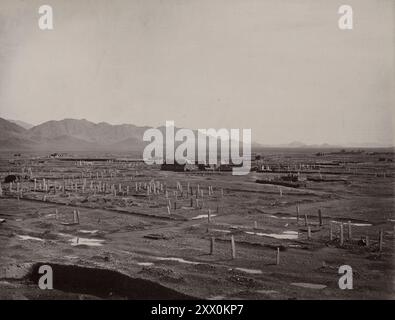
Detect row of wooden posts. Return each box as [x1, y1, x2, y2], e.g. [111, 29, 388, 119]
[4, 177, 223, 201]
[329, 221, 384, 251]
[2, 177, 225, 218]
[297, 204, 385, 250]
[295, 205, 323, 227]
[10, 165, 391, 182]
[8, 166, 127, 181]
[296, 204, 384, 250]
[209, 235, 282, 265]
[50, 208, 81, 224]
[206, 204, 385, 262]
[166, 196, 221, 214]
[208, 230, 384, 267]
[163, 182, 222, 214]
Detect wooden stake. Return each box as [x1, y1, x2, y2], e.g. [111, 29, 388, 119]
[254, 221, 258, 229]
[340, 223, 344, 246]
[379, 229, 383, 252]
[231, 235, 236, 259]
[329, 222, 333, 241]
[210, 237, 215, 255]
[276, 247, 280, 265]
[307, 226, 311, 240]
[304, 214, 308, 227]
[318, 209, 323, 226]
[347, 221, 352, 240]
[296, 205, 299, 224]
[73, 210, 79, 224]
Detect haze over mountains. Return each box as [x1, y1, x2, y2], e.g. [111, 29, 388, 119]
[7, 119, 34, 130]
[0, 118, 151, 151]
[0, 117, 391, 151]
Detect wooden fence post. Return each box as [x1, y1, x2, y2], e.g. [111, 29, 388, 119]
[340, 223, 344, 246]
[231, 235, 236, 259]
[296, 205, 300, 224]
[379, 229, 383, 252]
[210, 237, 215, 255]
[318, 209, 323, 226]
[73, 210, 80, 224]
[276, 247, 280, 265]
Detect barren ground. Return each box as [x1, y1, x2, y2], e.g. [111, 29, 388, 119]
[0, 150, 394, 299]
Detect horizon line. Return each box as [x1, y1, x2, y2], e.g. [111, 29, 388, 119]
[2, 115, 394, 148]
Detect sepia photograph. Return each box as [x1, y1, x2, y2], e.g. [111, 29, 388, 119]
[0, 0, 394, 307]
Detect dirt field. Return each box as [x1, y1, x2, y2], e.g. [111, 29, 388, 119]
[0, 149, 394, 299]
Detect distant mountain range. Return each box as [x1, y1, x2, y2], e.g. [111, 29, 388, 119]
[0, 118, 150, 151]
[256, 141, 392, 149]
[0, 117, 392, 151]
[257, 141, 342, 149]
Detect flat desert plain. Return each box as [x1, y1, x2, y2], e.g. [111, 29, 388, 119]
[0, 149, 394, 299]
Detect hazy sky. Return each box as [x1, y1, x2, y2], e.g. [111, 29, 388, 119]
[0, 0, 393, 145]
